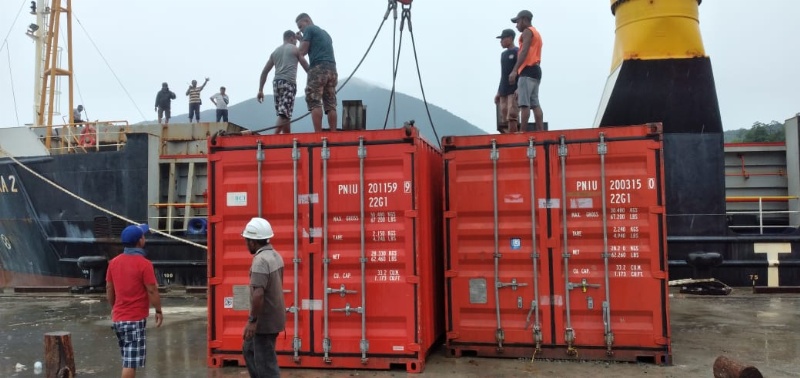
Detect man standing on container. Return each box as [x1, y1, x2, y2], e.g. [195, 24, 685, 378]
[296, 13, 338, 132]
[510, 10, 545, 131]
[186, 77, 209, 123]
[155, 82, 176, 124]
[241, 217, 285, 377]
[106, 224, 163, 378]
[210, 86, 230, 123]
[494, 29, 519, 133]
[257, 30, 310, 134]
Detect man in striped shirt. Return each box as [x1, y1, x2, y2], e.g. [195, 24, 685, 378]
[186, 77, 209, 123]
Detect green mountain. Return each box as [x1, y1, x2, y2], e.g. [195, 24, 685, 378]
[162, 78, 487, 143]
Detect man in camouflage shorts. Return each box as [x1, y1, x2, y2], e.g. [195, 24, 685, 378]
[296, 13, 338, 132]
[258, 30, 309, 134]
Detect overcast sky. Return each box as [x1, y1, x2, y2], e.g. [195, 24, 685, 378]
[1, 0, 798, 132]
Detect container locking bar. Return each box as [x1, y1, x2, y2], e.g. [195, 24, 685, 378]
[357, 137, 369, 364]
[558, 136, 577, 356]
[598, 133, 615, 356]
[527, 138, 542, 356]
[490, 140, 505, 352]
[291, 139, 302, 362]
[321, 138, 332, 364]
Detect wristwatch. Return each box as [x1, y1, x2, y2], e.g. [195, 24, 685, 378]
[248, 315, 258, 324]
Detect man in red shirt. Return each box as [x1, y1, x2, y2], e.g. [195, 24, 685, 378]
[106, 224, 163, 378]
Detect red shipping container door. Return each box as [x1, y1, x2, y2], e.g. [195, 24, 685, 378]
[443, 125, 670, 364]
[207, 127, 444, 373]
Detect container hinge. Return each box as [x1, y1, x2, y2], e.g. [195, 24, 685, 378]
[256, 141, 265, 161]
[359, 257, 368, 263]
[292, 337, 302, 358]
[587, 296, 594, 310]
[565, 328, 577, 356]
[327, 284, 357, 297]
[497, 278, 527, 291]
[291, 139, 300, 160]
[321, 140, 330, 160]
[603, 301, 615, 356]
[322, 258, 331, 264]
[558, 136, 568, 157]
[331, 303, 363, 316]
[567, 278, 601, 293]
[517, 296, 524, 309]
[360, 340, 370, 359]
[322, 338, 332, 363]
[527, 138, 536, 159]
[495, 328, 505, 351]
[597, 133, 607, 155]
[490, 139, 499, 161]
[358, 137, 367, 158]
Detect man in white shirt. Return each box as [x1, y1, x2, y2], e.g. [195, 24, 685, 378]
[210, 87, 230, 122]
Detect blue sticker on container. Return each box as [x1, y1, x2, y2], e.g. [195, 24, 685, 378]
[510, 238, 522, 250]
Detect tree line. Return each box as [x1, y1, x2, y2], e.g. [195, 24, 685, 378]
[724, 121, 785, 143]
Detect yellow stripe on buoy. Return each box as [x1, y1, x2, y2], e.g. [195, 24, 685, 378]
[610, 0, 706, 71]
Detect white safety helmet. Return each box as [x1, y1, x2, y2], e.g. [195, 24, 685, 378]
[241, 217, 274, 240]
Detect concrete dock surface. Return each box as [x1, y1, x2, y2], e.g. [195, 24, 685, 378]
[1, 289, 798, 377]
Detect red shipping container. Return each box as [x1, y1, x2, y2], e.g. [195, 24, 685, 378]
[206, 127, 443, 373]
[443, 124, 670, 364]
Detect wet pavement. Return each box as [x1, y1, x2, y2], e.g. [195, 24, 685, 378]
[1, 289, 798, 377]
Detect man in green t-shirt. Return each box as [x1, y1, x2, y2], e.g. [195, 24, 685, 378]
[296, 13, 338, 132]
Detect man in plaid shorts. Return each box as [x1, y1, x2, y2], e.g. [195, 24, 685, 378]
[258, 30, 309, 134]
[106, 224, 163, 378]
[296, 13, 338, 132]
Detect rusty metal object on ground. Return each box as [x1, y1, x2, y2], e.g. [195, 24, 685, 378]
[713, 355, 763, 378]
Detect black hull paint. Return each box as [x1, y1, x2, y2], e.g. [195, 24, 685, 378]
[598, 58, 800, 286]
[0, 134, 206, 287]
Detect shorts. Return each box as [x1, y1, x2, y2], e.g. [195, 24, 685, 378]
[517, 76, 541, 108]
[112, 319, 147, 369]
[273, 79, 297, 118]
[158, 107, 171, 120]
[498, 93, 519, 124]
[305, 62, 338, 113]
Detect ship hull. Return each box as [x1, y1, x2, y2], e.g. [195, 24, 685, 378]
[0, 133, 207, 288]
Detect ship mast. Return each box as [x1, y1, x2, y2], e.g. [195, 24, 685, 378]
[36, 0, 74, 149]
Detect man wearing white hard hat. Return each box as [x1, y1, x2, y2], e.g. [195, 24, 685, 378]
[241, 217, 285, 377]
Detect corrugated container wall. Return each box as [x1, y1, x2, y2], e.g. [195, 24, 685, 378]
[206, 127, 444, 373]
[443, 125, 671, 364]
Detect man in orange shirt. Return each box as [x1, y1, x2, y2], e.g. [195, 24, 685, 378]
[509, 10, 545, 131]
[106, 224, 163, 378]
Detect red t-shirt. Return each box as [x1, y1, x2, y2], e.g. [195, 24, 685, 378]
[106, 253, 157, 322]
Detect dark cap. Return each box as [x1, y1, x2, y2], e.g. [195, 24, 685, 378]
[496, 29, 515, 39]
[511, 10, 533, 23]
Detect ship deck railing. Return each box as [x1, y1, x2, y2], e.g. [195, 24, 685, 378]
[30, 120, 131, 154]
[726, 196, 800, 234]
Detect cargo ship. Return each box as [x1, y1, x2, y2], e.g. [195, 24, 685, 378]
[0, 1, 242, 288]
[2, 0, 799, 293]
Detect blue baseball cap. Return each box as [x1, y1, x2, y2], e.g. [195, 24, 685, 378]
[121, 224, 150, 245]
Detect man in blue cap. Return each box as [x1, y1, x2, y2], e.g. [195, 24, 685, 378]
[106, 223, 163, 378]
